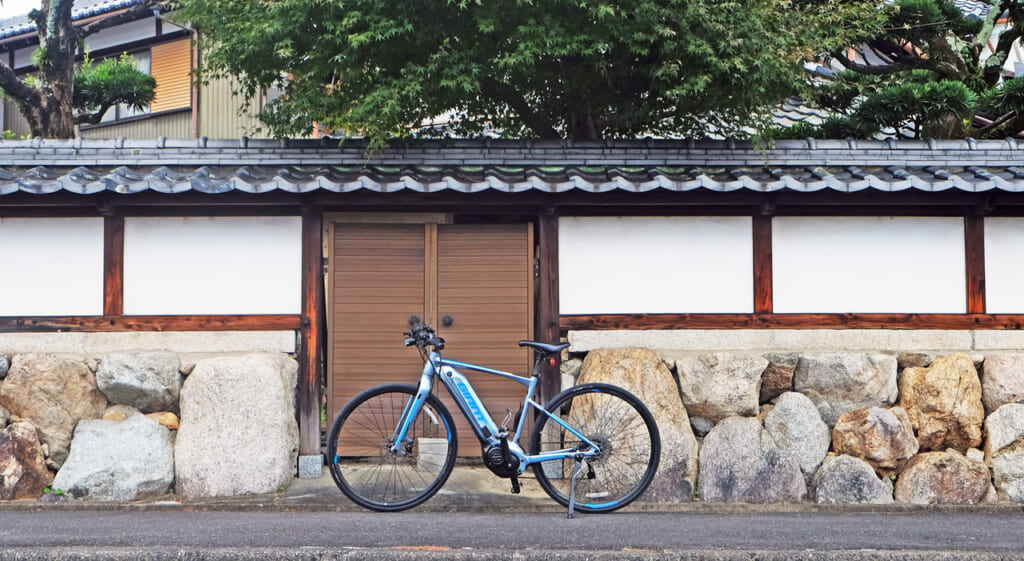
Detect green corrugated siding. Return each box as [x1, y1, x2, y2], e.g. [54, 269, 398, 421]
[80, 110, 191, 139]
[199, 77, 265, 139]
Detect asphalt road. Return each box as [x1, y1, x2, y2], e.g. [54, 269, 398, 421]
[0, 510, 1022, 554]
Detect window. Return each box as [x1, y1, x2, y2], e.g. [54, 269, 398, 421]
[100, 49, 152, 122]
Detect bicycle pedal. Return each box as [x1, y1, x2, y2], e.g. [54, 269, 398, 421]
[587, 465, 596, 480]
[510, 476, 521, 494]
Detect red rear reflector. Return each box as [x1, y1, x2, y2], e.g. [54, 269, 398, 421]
[549, 357, 556, 366]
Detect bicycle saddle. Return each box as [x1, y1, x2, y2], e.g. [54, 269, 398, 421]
[518, 340, 570, 354]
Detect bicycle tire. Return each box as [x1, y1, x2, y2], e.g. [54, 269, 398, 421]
[529, 383, 660, 513]
[327, 383, 458, 512]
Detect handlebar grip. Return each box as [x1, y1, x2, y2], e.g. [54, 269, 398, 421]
[404, 337, 416, 347]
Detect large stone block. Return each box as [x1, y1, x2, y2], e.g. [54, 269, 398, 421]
[174, 353, 298, 499]
[578, 348, 697, 500]
[96, 353, 182, 413]
[894, 449, 991, 504]
[793, 353, 898, 426]
[763, 392, 830, 483]
[675, 353, 767, 422]
[812, 455, 893, 505]
[51, 415, 174, 501]
[760, 353, 797, 404]
[899, 353, 983, 452]
[832, 407, 919, 475]
[0, 422, 52, 500]
[984, 403, 1024, 502]
[698, 416, 806, 503]
[981, 354, 1024, 415]
[0, 354, 107, 467]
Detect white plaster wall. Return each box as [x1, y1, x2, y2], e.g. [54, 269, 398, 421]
[0, 217, 104, 316]
[84, 17, 157, 52]
[984, 217, 1024, 313]
[123, 216, 302, 315]
[773, 216, 965, 313]
[559, 216, 753, 314]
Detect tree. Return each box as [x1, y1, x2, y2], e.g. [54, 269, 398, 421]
[174, 0, 882, 141]
[770, 0, 1024, 139]
[0, 0, 162, 138]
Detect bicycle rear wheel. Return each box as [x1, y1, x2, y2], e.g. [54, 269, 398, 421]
[327, 383, 457, 512]
[529, 383, 660, 513]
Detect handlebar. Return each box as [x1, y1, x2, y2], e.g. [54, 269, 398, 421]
[403, 322, 445, 351]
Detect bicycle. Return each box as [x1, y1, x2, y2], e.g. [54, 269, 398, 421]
[326, 320, 661, 518]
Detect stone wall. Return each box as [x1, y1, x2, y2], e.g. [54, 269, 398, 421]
[565, 345, 1024, 505]
[0, 350, 298, 502]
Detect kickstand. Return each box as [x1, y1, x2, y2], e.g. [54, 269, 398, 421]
[567, 456, 584, 519]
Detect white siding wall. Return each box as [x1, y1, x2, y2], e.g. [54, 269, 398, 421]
[123, 216, 302, 315]
[83, 17, 157, 52]
[773, 217, 966, 313]
[985, 218, 1024, 313]
[0, 218, 104, 316]
[559, 216, 753, 314]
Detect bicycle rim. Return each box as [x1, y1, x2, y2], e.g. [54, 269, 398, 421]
[530, 383, 660, 513]
[327, 383, 457, 512]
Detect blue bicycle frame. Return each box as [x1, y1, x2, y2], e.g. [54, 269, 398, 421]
[388, 350, 601, 473]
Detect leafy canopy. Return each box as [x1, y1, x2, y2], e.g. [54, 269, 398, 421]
[174, 0, 882, 140]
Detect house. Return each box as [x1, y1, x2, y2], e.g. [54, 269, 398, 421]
[1, 137, 1024, 476]
[0, 0, 271, 139]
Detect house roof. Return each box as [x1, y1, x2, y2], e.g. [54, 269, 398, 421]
[0, 137, 1023, 198]
[0, 0, 144, 40]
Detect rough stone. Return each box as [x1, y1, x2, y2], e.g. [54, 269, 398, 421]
[0, 405, 9, 428]
[981, 354, 1024, 414]
[578, 348, 698, 501]
[690, 416, 714, 438]
[96, 353, 182, 413]
[898, 353, 984, 452]
[180, 362, 196, 376]
[175, 353, 299, 499]
[0, 354, 107, 467]
[832, 407, 919, 475]
[763, 392, 830, 483]
[793, 353, 898, 426]
[894, 449, 991, 504]
[966, 448, 985, 463]
[697, 416, 806, 503]
[51, 415, 174, 501]
[0, 422, 52, 500]
[0, 355, 9, 379]
[760, 353, 797, 404]
[984, 403, 1024, 502]
[145, 412, 180, 430]
[812, 455, 894, 505]
[102, 405, 143, 422]
[898, 353, 933, 370]
[560, 358, 583, 379]
[676, 353, 767, 422]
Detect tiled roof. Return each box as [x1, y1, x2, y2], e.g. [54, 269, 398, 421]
[0, 137, 1022, 197]
[953, 0, 994, 19]
[0, 0, 143, 40]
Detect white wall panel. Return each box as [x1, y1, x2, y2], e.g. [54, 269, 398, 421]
[773, 217, 965, 313]
[985, 218, 1024, 312]
[559, 216, 753, 314]
[124, 217, 302, 315]
[84, 18, 157, 52]
[0, 218, 104, 316]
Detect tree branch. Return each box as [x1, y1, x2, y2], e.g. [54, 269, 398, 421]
[479, 76, 561, 139]
[75, 0, 163, 39]
[74, 103, 114, 125]
[0, 60, 39, 107]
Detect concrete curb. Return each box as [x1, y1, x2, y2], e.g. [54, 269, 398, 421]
[2, 548, 1023, 561]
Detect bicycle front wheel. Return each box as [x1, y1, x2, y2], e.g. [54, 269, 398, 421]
[327, 383, 458, 512]
[529, 383, 660, 513]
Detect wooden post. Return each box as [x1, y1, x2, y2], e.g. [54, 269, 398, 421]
[965, 215, 986, 314]
[753, 214, 773, 314]
[298, 208, 324, 462]
[103, 214, 124, 316]
[537, 204, 559, 404]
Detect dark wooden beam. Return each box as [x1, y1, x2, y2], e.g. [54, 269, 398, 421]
[0, 315, 301, 332]
[753, 215, 773, 314]
[965, 215, 986, 314]
[536, 205, 560, 404]
[103, 214, 125, 316]
[561, 313, 1024, 331]
[298, 209, 325, 458]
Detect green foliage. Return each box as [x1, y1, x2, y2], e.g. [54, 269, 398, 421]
[74, 54, 157, 117]
[173, 0, 882, 140]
